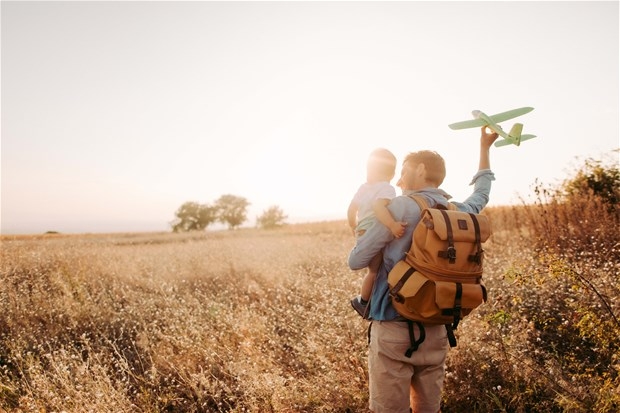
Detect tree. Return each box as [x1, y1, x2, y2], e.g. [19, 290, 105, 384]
[171, 201, 218, 232]
[215, 194, 250, 230]
[197, 203, 219, 229]
[256, 205, 288, 229]
[561, 154, 620, 211]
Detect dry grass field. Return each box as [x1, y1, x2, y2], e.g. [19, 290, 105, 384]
[1, 192, 618, 412]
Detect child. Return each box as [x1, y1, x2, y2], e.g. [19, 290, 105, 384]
[348, 148, 407, 319]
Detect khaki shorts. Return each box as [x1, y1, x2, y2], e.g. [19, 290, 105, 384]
[368, 321, 449, 413]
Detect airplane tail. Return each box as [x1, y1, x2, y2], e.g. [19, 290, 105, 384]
[494, 139, 515, 147]
[508, 123, 523, 146]
[494, 133, 537, 147]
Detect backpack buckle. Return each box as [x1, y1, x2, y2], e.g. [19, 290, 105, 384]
[446, 246, 457, 263]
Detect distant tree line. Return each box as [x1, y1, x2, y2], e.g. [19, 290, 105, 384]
[171, 194, 287, 232]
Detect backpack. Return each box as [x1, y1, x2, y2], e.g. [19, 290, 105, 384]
[387, 195, 491, 354]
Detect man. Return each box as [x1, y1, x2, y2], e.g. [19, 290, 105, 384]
[348, 128, 499, 413]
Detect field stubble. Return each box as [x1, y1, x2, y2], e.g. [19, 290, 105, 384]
[1, 210, 618, 412]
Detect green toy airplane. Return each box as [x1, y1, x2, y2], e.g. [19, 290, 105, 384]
[448, 107, 537, 147]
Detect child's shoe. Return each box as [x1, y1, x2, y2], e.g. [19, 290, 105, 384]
[351, 295, 369, 319]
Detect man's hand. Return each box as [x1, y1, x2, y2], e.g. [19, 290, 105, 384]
[479, 127, 499, 170]
[481, 126, 499, 148]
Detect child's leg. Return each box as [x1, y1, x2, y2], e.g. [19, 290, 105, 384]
[361, 252, 382, 301]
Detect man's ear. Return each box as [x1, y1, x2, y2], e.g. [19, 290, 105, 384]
[416, 163, 426, 178]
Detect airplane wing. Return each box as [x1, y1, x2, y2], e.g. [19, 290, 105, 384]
[487, 107, 534, 123]
[448, 118, 487, 130]
[448, 107, 534, 130]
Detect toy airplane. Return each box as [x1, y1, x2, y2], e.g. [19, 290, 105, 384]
[448, 107, 536, 147]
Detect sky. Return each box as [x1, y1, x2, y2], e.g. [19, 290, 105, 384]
[1, 1, 618, 235]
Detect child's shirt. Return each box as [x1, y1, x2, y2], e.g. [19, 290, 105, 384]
[352, 181, 396, 231]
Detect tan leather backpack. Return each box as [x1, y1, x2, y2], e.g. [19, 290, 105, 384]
[387, 195, 491, 349]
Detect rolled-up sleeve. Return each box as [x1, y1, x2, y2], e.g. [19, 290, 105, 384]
[469, 169, 495, 186]
[453, 169, 496, 214]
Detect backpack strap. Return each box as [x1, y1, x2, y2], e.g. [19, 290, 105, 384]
[371, 321, 431, 357]
[437, 209, 457, 263]
[410, 195, 454, 263]
[408, 194, 430, 212]
[409, 194, 457, 212]
[445, 324, 457, 347]
[452, 282, 463, 329]
[467, 213, 484, 265]
[405, 321, 426, 357]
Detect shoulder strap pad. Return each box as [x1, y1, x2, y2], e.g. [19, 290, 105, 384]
[408, 194, 457, 211]
[409, 194, 429, 211]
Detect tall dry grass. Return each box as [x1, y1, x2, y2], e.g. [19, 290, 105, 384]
[1, 224, 370, 412]
[450, 187, 619, 413]
[1, 191, 618, 412]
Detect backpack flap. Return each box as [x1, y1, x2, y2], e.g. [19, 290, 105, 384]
[425, 209, 492, 243]
[410, 209, 491, 278]
[387, 260, 422, 299]
[398, 270, 429, 297]
[388, 268, 438, 320]
[389, 261, 452, 322]
[388, 261, 430, 310]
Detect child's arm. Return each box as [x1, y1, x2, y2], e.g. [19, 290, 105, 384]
[347, 201, 358, 235]
[373, 199, 407, 238]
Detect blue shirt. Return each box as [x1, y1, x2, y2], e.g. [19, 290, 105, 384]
[348, 169, 495, 321]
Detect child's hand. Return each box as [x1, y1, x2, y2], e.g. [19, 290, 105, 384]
[390, 222, 407, 238]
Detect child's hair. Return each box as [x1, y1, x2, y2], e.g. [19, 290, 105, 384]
[403, 150, 446, 186]
[367, 148, 397, 182]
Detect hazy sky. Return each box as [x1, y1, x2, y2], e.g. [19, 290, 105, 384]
[2, 1, 618, 234]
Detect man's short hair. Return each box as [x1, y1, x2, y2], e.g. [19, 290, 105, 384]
[403, 150, 446, 186]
